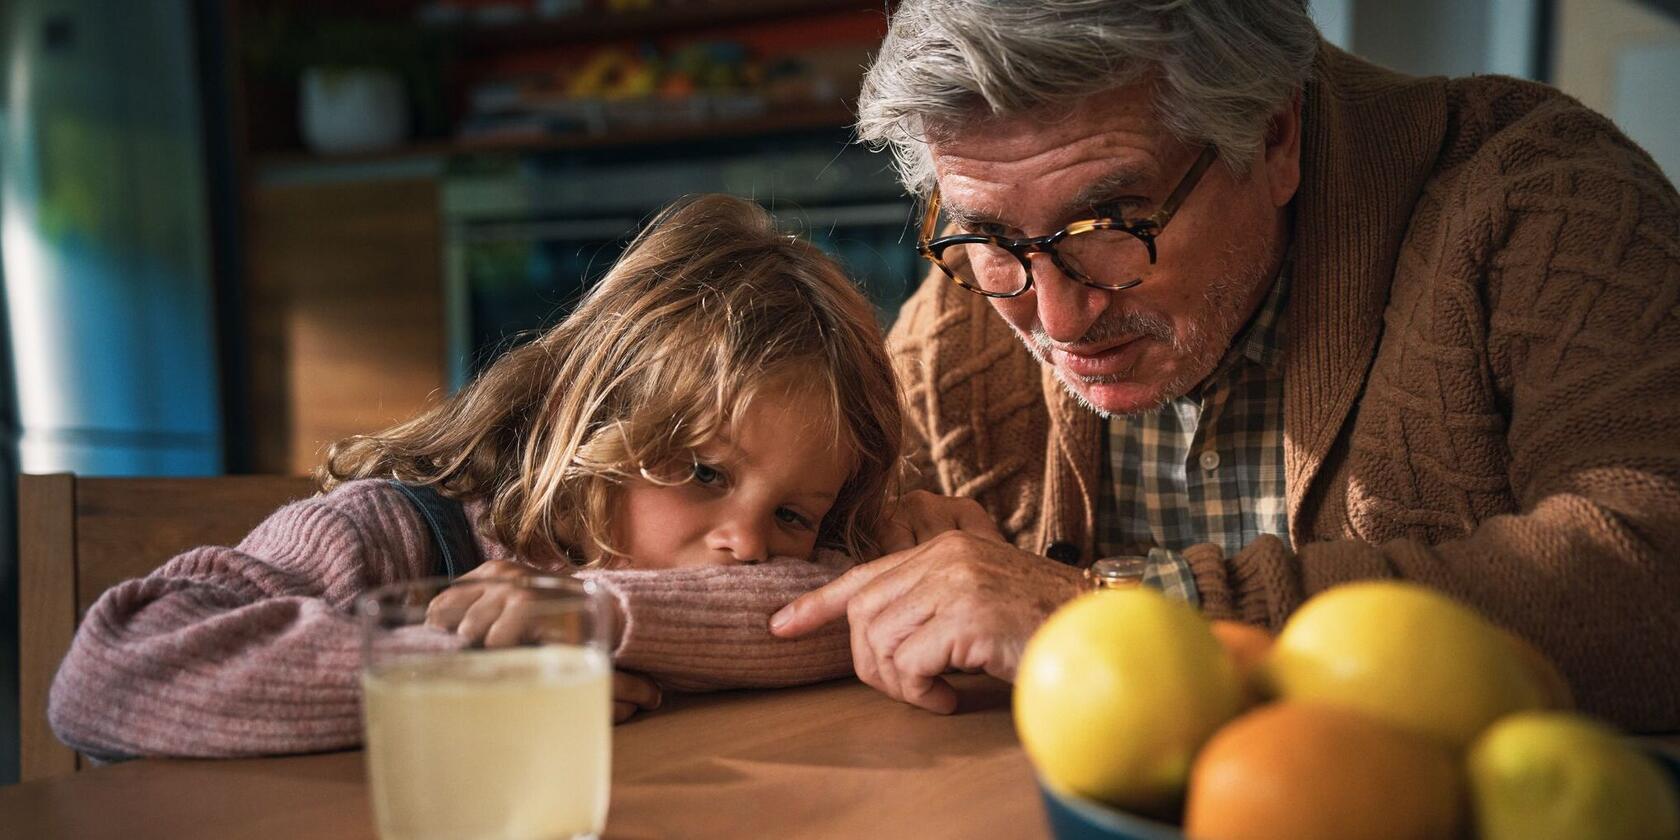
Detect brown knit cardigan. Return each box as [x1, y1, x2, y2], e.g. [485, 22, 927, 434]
[887, 44, 1680, 732]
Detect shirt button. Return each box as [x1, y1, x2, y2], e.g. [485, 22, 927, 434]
[1199, 450, 1221, 471]
[1046, 541, 1080, 565]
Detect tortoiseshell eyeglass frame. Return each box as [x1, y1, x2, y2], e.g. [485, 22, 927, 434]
[916, 145, 1219, 299]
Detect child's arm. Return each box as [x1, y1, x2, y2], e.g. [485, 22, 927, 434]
[581, 550, 855, 692]
[47, 481, 445, 760]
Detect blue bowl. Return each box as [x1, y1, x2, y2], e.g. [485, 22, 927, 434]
[1039, 742, 1680, 840]
[1038, 785, 1184, 840]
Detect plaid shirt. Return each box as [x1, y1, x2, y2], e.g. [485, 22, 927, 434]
[1096, 270, 1292, 605]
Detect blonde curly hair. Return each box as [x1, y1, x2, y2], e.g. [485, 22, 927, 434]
[321, 194, 902, 566]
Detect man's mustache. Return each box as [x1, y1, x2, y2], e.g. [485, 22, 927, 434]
[1029, 310, 1178, 355]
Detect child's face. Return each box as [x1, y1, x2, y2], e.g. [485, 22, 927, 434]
[611, 385, 854, 569]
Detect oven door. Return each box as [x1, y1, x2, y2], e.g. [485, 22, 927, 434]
[445, 216, 638, 387]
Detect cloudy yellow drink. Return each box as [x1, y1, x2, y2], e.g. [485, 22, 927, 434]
[362, 645, 612, 840]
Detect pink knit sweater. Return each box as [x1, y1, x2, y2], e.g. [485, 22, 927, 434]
[48, 479, 853, 759]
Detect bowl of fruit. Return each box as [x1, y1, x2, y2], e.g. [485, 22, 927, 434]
[1015, 583, 1680, 840]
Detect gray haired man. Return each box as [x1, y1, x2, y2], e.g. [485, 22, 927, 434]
[773, 0, 1680, 731]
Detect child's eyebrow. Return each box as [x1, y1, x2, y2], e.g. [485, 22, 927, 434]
[694, 438, 743, 463]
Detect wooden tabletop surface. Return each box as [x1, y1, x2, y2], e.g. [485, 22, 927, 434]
[0, 675, 1046, 840]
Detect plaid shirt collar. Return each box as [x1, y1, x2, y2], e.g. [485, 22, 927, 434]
[1203, 254, 1292, 385]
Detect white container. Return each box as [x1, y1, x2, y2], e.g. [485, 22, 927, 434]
[299, 66, 410, 154]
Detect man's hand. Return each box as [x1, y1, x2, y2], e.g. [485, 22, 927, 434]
[770, 530, 1084, 714]
[875, 490, 1006, 554]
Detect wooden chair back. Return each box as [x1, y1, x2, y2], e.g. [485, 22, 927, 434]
[17, 473, 317, 781]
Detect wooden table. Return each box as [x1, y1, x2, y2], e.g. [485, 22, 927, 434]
[0, 676, 1046, 840]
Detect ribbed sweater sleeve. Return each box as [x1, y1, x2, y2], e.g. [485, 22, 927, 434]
[48, 480, 855, 758]
[47, 482, 444, 759]
[586, 550, 854, 692]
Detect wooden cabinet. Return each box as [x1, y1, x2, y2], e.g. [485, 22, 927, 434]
[242, 175, 447, 474]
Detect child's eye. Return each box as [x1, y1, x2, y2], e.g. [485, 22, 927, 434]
[692, 463, 725, 486]
[775, 507, 815, 530]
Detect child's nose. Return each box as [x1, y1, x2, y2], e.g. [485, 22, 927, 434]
[707, 516, 768, 566]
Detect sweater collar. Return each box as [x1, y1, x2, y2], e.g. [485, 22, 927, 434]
[1279, 42, 1449, 546]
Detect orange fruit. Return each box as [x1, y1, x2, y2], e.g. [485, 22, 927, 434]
[1184, 702, 1465, 840]
[1496, 628, 1574, 710]
[1210, 620, 1274, 705]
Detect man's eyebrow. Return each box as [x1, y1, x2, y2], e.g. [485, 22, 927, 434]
[1066, 167, 1154, 216]
[940, 166, 1159, 230]
[938, 198, 1000, 229]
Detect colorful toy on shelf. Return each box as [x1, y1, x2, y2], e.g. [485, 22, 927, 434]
[567, 45, 659, 100]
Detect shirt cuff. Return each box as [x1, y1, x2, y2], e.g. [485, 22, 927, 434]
[1141, 546, 1200, 608]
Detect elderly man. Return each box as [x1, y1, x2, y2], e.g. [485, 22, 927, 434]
[772, 0, 1680, 730]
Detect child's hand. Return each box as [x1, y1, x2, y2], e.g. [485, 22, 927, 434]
[424, 559, 544, 646]
[613, 670, 662, 723]
[426, 561, 653, 720]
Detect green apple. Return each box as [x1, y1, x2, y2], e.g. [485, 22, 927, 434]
[1469, 712, 1679, 840]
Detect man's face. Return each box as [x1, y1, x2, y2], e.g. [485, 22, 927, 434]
[929, 84, 1296, 415]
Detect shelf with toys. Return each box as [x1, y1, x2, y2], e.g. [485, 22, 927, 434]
[448, 5, 883, 154]
[442, 0, 881, 50]
[242, 0, 887, 171]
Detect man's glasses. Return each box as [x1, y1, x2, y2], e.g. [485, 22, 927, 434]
[916, 146, 1218, 298]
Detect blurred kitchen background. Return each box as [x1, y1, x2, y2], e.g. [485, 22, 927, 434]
[0, 0, 1677, 784]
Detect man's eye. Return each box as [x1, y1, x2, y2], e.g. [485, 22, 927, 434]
[1092, 200, 1147, 220]
[775, 507, 814, 530]
[692, 463, 724, 486]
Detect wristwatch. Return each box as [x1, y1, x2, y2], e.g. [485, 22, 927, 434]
[1084, 555, 1148, 591]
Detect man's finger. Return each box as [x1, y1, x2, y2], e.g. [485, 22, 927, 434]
[876, 517, 917, 555]
[953, 502, 1006, 543]
[901, 670, 958, 715]
[850, 611, 883, 695]
[613, 701, 638, 723]
[770, 553, 911, 637]
[862, 592, 935, 706]
[892, 625, 960, 714]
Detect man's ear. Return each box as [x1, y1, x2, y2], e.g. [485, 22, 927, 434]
[1262, 93, 1303, 208]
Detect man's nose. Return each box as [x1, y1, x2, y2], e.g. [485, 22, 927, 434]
[1027, 254, 1108, 344]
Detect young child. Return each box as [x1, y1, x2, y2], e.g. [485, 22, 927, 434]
[49, 194, 902, 759]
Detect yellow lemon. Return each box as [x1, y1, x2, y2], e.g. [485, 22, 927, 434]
[1265, 581, 1549, 747]
[1469, 712, 1680, 840]
[1496, 626, 1575, 710]
[1014, 588, 1244, 816]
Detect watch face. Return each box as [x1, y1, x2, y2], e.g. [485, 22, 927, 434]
[1087, 556, 1148, 589]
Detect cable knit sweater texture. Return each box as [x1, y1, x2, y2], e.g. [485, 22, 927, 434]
[888, 45, 1680, 731]
[48, 479, 853, 759]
